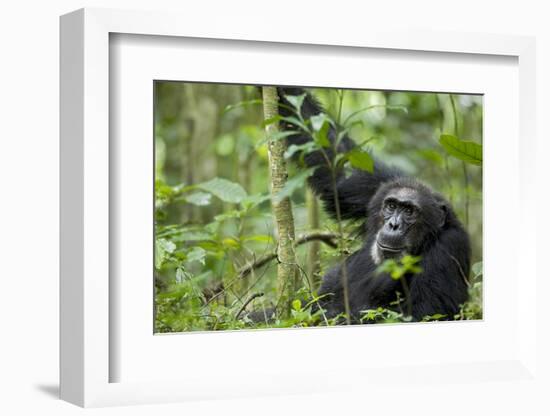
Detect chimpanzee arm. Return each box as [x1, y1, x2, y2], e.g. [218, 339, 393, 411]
[407, 227, 470, 321]
[277, 87, 400, 221]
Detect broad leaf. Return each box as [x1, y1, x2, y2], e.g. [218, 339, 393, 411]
[416, 149, 444, 167]
[284, 142, 317, 160]
[186, 247, 207, 265]
[310, 114, 331, 147]
[280, 116, 309, 132]
[285, 94, 306, 112]
[155, 238, 176, 269]
[439, 134, 482, 166]
[240, 193, 271, 210]
[198, 178, 248, 203]
[185, 192, 212, 206]
[347, 148, 374, 172]
[268, 130, 297, 142]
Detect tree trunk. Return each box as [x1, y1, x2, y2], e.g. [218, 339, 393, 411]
[262, 86, 298, 318]
[182, 84, 198, 223]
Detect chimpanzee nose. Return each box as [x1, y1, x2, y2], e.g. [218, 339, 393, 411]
[388, 218, 400, 231]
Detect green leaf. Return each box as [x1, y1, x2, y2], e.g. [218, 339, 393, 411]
[173, 230, 212, 242]
[416, 149, 444, 167]
[273, 167, 315, 203]
[175, 267, 188, 283]
[284, 142, 317, 160]
[292, 299, 302, 311]
[185, 192, 212, 206]
[240, 193, 271, 210]
[280, 116, 309, 132]
[285, 94, 306, 111]
[268, 130, 297, 142]
[198, 178, 248, 203]
[422, 313, 447, 322]
[214, 210, 243, 222]
[243, 235, 274, 244]
[310, 114, 331, 147]
[471, 261, 483, 278]
[347, 148, 374, 172]
[376, 255, 422, 281]
[215, 134, 235, 156]
[256, 130, 298, 148]
[155, 238, 176, 269]
[439, 134, 482, 166]
[222, 99, 262, 115]
[158, 238, 176, 254]
[310, 114, 326, 132]
[157, 225, 213, 241]
[343, 104, 408, 126]
[262, 115, 282, 127]
[222, 237, 240, 250]
[186, 247, 207, 265]
[315, 123, 330, 148]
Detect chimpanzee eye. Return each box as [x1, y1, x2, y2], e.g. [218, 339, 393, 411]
[387, 202, 396, 211]
[405, 207, 414, 216]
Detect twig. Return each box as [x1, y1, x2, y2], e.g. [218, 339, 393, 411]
[441, 247, 471, 288]
[237, 231, 339, 279]
[235, 292, 264, 320]
[332, 90, 352, 325]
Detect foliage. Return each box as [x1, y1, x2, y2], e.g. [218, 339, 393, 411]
[439, 134, 482, 166]
[347, 148, 374, 172]
[456, 261, 483, 320]
[197, 177, 248, 203]
[376, 255, 423, 280]
[153, 82, 483, 332]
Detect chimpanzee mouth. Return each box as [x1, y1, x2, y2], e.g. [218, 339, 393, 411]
[377, 242, 405, 253]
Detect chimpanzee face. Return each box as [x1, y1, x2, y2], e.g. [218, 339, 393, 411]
[371, 186, 437, 263]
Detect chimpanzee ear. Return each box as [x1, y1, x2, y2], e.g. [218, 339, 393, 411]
[438, 203, 448, 228]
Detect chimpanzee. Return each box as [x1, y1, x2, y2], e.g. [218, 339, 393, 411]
[277, 87, 471, 322]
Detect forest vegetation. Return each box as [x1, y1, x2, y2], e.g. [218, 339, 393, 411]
[154, 82, 483, 332]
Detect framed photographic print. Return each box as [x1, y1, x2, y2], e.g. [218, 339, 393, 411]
[60, 7, 540, 409]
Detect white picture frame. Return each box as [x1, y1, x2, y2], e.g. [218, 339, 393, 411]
[60, 7, 539, 408]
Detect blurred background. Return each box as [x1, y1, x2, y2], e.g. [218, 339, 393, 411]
[154, 82, 483, 332]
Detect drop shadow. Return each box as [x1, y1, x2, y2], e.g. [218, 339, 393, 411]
[34, 383, 59, 399]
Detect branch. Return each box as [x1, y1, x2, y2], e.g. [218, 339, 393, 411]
[237, 231, 339, 279]
[235, 292, 264, 320]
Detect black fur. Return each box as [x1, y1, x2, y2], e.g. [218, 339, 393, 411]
[277, 87, 470, 322]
